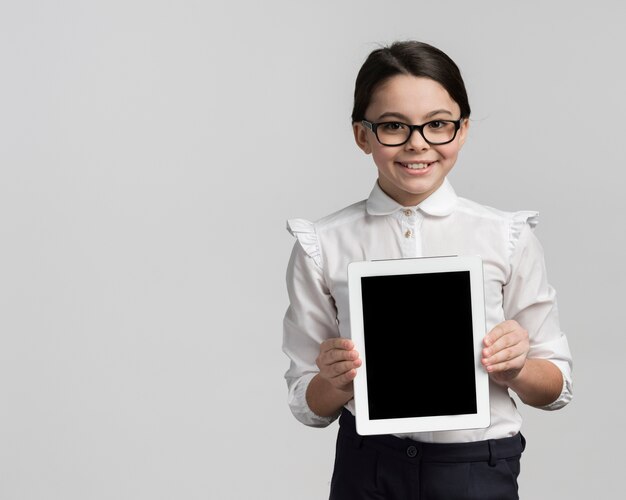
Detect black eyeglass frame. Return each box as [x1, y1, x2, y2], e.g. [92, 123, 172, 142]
[361, 118, 464, 146]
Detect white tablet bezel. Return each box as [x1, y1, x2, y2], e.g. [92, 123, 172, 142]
[348, 255, 490, 436]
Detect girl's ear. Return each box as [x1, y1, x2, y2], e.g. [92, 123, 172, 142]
[353, 122, 372, 154]
[458, 118, 470, 148]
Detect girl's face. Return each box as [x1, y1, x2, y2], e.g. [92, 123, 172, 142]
[353, 75, 469, 207]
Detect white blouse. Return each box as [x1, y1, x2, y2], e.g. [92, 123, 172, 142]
[283, 179, 573, 443]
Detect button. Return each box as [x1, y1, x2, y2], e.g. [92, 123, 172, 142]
[403, 209, 412, 216]
[404, 229, 412, 238]
[406, 445, 418, 458]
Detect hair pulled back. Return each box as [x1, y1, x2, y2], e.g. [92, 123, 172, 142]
[351, 41, 471, 123]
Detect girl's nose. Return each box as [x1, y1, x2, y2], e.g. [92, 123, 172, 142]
[405, 129, 430, 151]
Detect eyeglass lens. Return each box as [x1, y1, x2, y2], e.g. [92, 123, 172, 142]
[377, 121, 457, 146]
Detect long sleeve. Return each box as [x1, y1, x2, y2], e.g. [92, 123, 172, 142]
[502, 217, 573, 410]
[282, 220, 341, 427]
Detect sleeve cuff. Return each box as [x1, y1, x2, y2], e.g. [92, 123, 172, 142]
[287, 372, 339, 428]
[537, 363, 573, 411]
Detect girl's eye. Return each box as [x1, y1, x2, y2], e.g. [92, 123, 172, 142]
[427, 120, 445, 129]
[382, 122, 407, 131]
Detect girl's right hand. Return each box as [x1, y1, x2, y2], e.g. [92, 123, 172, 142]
[316, 338, 362, 394]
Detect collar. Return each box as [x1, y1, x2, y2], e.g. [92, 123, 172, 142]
[366, 177, 458, 216]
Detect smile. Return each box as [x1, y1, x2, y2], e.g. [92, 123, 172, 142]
[398, 161, 434, 170]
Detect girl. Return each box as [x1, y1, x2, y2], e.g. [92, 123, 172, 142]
[283, 41, 572, 500]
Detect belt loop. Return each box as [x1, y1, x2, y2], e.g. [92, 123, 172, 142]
[487, 439, 498, 467]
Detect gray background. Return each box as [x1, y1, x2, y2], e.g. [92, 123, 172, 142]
[1, 1, 624, 498]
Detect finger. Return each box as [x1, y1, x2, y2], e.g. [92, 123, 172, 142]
[327, 348, 359, 364]
[317, 348, 359, 371]
[483, 320, 521, 347]
[320, 338, 354, 353]
[330, 363, 361, 386]
[483, 352, 525, 373]
[318, 349, 359, 369]
[483, 324, 511, 347]
[482, 330, 526, 359]
[327, 358, 362, 377]
[482, 344, 524, 367]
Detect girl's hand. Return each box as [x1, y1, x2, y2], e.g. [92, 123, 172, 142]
[316, 338, 362, 394]
[481, 320, 530, 386]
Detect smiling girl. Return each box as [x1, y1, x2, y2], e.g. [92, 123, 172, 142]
[283, 41, 573, 500]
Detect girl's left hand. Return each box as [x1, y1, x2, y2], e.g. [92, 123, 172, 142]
[481, 320, 529, 386]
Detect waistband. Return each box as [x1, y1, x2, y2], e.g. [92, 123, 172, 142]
[338, 409, 525, 466]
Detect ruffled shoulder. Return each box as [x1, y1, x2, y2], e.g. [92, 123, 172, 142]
[509, 210, 539, 257]
[286, 218, 322, 268]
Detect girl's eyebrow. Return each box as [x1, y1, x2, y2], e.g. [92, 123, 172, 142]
[377, 109, 454, 122]
[425, 109, 454, 119]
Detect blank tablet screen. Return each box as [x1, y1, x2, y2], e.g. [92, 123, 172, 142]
[360, 271, 477, 420]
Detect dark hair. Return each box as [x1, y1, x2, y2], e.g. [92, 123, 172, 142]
[351, 41, 471, 123]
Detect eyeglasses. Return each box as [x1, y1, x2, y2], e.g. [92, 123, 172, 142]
[361, 118, 463, 146]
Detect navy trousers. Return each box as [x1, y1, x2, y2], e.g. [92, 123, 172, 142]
[329, 409, 525, 500]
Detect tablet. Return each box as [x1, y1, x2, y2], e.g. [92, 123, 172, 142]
[348, 255, 490, 436]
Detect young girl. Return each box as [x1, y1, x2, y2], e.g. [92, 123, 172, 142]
[283, 41, 573, 500]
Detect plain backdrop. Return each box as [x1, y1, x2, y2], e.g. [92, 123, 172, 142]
[1, 1, 625, 499]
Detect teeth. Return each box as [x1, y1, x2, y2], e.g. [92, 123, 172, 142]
[404, 163, 429, 170]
